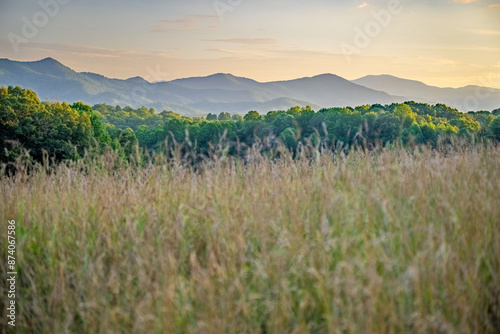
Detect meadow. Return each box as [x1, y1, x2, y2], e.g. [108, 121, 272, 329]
[1, 145, 499, 333]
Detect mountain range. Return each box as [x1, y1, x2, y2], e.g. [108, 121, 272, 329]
[1, 57, 499, 116]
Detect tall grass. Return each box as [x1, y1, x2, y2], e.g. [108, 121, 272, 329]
[1, 145, 499, 333]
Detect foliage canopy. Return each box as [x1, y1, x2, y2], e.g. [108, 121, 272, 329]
[1, 86, 499, 165]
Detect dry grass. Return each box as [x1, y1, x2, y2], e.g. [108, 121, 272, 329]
[1, 146, 500, 333]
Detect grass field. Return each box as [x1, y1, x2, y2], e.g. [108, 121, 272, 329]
[1, 146, 500, 333]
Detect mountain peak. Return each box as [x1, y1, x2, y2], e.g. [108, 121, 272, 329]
[310, 73, 346, 82]
[126, 76, 149, 83]
[33, 57, 72, 71]
[312, 73, 340, 79]
[1, 57, 76, 82]
[0, 57, 63, 66]
[208, 73, 257, 82]
[38, 57, 64, 66]
[271, 73, 345, 85]
[355, 74, 430, 86]
[211, 73, 233, 77]
[40, 57, 58, 62]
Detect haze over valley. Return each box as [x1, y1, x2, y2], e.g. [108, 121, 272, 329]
[1, 57, 499, 115]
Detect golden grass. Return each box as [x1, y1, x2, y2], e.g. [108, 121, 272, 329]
[1, 146, 499, 333]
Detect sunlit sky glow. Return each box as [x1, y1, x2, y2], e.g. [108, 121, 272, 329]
[1, 0, 499, 88]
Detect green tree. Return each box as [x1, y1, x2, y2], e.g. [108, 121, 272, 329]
[451, 114, 480, 138]
[232, 114, 243, 122]
[393, 103, 417, 127]
[0, 86, 95, 162]
[244, 110, 260, 121]
[487, 116, 500, 142]
[279, 127, 299, 151]
[218, 112, 231, 121]
[72, 102, 111, 149]
[420, 121, 438, 146]
[408, 123, 423, 143]
[118, 128, 139, 157]
[206, 113, 218, 121]
[372, 113, 402, 144]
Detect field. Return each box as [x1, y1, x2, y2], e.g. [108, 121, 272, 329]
[1, 146, 500, 333]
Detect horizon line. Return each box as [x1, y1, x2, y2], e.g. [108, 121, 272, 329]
[2, 56, 496, 90]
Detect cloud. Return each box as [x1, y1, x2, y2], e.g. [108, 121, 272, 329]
[452, 0, 479, 3]
[470, 29, 500, 36]
[488, 3, 500, 8]
[0, 39, 179, 65]
[433, 59, 461, 66]
[207, 38, 278, 45]
[357, 2, 369, 9]
[206, 47, 357, 61]
[0, 40, 138, 59]
[152, 15, 219, 33]
[206, 48, 273, 59]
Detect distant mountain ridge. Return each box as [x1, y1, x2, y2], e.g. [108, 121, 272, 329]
[0, 57, 499, 115]
[353, 74, 500, 112]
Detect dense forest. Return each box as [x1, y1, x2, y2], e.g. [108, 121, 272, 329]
[1, 85, 500, 165]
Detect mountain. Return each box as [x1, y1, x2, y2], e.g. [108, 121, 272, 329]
[353, 75, 500, 112]
[170, 72, 398, 110]
[0, 58, 401, 115]
[1, 58, 498, 115]
[263, 74, 397, 107]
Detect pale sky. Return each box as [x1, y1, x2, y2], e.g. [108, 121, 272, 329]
[1, 0, 499, 88]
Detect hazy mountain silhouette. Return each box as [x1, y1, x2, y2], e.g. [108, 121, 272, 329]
[0, 58, 398, 115]
[1, 58, 498, 115]
[353, 75, 500, 112]
[263, 74, 397, 107]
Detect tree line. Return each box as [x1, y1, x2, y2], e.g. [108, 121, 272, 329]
[2, 85, 500, 165]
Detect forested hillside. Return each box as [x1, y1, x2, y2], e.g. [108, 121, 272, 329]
[2, 85, 500, 165]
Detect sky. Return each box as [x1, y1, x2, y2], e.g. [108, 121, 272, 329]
[0, 0, 499, 88]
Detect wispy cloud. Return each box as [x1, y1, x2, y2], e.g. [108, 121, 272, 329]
[488, 3, 500, 8]
[433, 58, 461, 66]
[152, 15, 219, 33]
[0, 39, 178, 63]
[206, 48, 273, 59]
[452, 0, 479, 3]
[207, 38, 278, 45]
[0, 40, 137, 58]
[357, 2, 369, 9]
[206, 47, 353, 61]
[470, 29, 500, 36]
